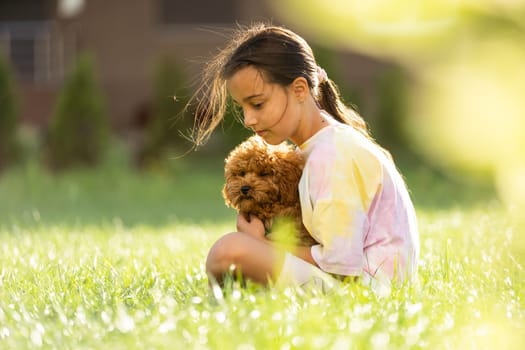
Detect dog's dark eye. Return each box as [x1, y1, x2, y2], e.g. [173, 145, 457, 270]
[259, 171, 270, 177]
[239, 171, 246, 177]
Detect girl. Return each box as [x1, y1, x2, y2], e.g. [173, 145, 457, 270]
[191, 23, 419, 289]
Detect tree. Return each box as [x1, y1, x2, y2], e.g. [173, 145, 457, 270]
[46, 53, 109, 170]
[138, 57, 193, 167]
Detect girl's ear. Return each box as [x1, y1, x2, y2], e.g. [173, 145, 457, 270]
[290, 77, 309, 102]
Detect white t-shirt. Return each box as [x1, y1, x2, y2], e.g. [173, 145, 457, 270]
[298, 119, 420, 283]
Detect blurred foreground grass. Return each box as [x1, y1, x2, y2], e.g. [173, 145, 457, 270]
[0, 157, 524, 349]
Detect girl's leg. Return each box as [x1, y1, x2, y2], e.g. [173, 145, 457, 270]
[206, 232, 286, 285]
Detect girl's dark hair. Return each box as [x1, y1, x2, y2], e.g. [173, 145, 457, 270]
[189, 23, 372, 147]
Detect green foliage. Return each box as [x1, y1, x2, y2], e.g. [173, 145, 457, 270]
[188, 99, 252, 157]
[372, 65, 411, 151]
[46, 53, 109, 170]
[312, 45, 411, 153]
[215, 104, 252, 152]
[0, 156, 230, 228]
[139, 57, 193, 168]
[312, 44, 363, 111]
[0, 57, 19, 171]
[193, 97, 252, 156]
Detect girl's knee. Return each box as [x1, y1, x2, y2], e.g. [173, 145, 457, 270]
[206, 232, 246, 274]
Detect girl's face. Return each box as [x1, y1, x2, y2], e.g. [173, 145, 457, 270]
[227, 66, 303, 145]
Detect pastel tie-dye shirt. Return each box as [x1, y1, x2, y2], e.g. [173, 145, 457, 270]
[298, 119, 419, 283]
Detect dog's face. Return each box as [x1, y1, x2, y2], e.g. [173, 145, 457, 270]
[223, 136, 304, 215]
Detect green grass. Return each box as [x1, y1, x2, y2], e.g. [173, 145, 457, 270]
[1, 159, 524, 349]
[0, 156, 233, 227]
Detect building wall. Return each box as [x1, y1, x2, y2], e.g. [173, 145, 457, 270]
[75, 0, 157, 129]
[1, 0, 387, 133]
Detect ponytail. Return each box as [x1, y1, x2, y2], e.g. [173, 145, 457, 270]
[317, 79, 370, 139]
[317, 78, 393, 160]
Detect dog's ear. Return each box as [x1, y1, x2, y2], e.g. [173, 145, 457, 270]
[222, 180, 235, 208]
[222, 183, 230, 205]
[272, 150, 304, 203]
[280, 151, 304, 178]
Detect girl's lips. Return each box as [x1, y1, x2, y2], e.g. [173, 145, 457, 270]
[256, 130, 266, 136]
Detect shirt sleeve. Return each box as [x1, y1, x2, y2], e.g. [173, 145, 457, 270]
[307, 139, 383, 276]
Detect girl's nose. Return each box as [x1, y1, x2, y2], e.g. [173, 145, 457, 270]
[243, 111, 256, 128]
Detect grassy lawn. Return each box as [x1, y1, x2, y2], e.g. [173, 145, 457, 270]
[0, 157, 524, 349]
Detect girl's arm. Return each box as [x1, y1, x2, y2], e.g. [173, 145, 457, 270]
[237, 214, 319, 266]
[236, 213, 265, 239]
[288, 246, 317, 265]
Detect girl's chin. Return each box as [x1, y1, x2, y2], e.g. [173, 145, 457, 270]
[260, 134, 285, 145]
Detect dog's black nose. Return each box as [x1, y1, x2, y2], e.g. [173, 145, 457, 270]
[240, 185, 250, 195]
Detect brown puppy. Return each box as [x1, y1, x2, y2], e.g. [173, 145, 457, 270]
[223, 135, 317, 246]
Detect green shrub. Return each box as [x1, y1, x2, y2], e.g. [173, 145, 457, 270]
[372, 65, 410, 151]
[139, 57, 193, 168]
[46, 53, 109, 170]
[312, 45, 363, 113]
[0, 57, 19, 171]
[217, 101, 252, 152]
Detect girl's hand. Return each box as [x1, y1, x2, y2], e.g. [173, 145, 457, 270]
[237, 213, 266, 240]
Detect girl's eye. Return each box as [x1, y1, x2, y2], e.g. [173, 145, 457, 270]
[252, 102, 263, 109]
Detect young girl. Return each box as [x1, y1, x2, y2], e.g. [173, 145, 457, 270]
[191, 24, 419, 290]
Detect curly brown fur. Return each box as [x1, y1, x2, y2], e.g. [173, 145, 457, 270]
[223, 135, 317, 246]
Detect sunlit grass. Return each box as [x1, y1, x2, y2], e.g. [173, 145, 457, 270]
[1, 162, 524, 349]
[0, 223, 214, 349]
[0, 157, 232, 227]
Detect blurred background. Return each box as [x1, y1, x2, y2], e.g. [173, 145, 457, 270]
[1, 0, 524, 215]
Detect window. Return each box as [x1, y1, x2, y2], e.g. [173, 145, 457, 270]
[0, 0, 55, 21]
[0, 0, 57, 82]
[9, 36, 36, 80]
[0, 22, 56, 83]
